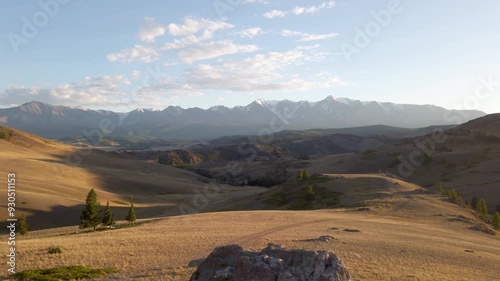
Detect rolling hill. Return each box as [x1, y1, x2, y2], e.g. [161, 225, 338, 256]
[0, 126, 265, 230]
[2, 174, 498, 280]
[455, 113, 500, 136]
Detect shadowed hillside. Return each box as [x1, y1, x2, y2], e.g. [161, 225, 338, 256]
[0, 126, 265, 231]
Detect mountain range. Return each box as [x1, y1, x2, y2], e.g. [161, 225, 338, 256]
[0, 96, 486, 139]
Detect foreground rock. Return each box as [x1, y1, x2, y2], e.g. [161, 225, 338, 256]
[190, 244, 350, 281]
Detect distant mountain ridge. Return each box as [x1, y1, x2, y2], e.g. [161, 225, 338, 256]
[0, 96, 486, 139]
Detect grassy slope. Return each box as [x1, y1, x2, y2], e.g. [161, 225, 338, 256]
[306, 134, 500, 208]
[2, 174, 498, 280]
[0, 126, 499, 280]
[0, 126, 265, 230]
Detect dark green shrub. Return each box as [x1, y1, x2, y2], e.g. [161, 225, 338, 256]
[48, 246, 62, 254]
[13, 266, 115, 281]
[305, 185, 315, 201]
[0, 130, 10, 141]
[492, 212, 500, 229]
[476, 198, 489, 220]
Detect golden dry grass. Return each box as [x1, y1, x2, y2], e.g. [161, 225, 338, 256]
[1, 174, 498, 281]
[1, 127, 499, 280]
[306, 136, 500, 208]
[0, 127, 266, 230]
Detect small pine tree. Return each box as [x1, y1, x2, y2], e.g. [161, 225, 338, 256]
[302, 169, 310, 180]
[101, 201, 115, 227]
[492, 212, 500, 229]
[0, 130, 9, 141]
[80, 188, 101, 231]
[305, 184, 315, 201]
[19, 214, 28, 236]
[475, 198, 489, 220]
[465, 202, 472, 210]
[436, 182, 444, 195]
[297, 169, 303, 180]
[448, 188, 459, 200]
[125, 200, 136, 225]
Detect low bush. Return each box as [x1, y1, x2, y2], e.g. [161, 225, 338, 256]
[48, 246, 62, 254]
[13, 266, 116, 281]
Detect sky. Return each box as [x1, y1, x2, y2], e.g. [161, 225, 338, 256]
[1, 0, 500, 113]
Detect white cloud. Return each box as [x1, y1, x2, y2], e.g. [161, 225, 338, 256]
[162, 35, 202, 51]
[163, 37, 258, 63]
[1, 45, 347, 109]
[136, 46, 344, 93]
[0, 76, 131, 108]
[175, 41, 259, 63]
[109, 17, 239, 64]
[281, 29, 338, 41]
[264, 1, 335, 18]
[263, 10, 288, 19]
[320, 1, 336, 9]
[292, 6, 319, 16]
[107, 45, 160, 63]
[236, 27, 263, 38]
[0, 76, 203, 110]
[167, 17, 233, 38]
[139, 17, 166, 43]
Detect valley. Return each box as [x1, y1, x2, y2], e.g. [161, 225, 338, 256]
[0, 113, 499, 280]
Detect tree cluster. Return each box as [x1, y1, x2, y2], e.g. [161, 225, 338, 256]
[80, 188, 136, 231]
[437, 183, 499, 230]
[297, 169, 310, 180]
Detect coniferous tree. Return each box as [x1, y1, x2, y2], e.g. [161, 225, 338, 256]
[125, 199, 136, 225]
[475, 198, 489, 220]
[80, 188, 101, 231]
[101, 201, 115, 227]
[448, 188, 459, 200]
[302, 169, 310, 180]
[19, 214, 28, 236]
[492, 212, 500, 229]
[297, 169, 303, 180]
[436, 182, 444, 195]
[305, 184, 315, 201]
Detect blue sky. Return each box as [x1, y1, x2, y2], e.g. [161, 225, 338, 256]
[1, 0, 499, 113]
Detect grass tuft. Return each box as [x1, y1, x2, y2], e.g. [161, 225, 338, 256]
[47, 246, 62, 254]
[12, 266, 116, 281]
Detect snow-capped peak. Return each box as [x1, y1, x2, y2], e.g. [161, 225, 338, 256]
[253, 98, 280, 109]
[332, 97, 356, 105]
[134, 108, 159, 113]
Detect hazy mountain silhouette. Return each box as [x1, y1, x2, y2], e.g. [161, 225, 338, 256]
[0, 96, 485, 139]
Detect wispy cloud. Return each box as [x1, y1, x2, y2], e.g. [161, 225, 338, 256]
[172, 40, 259, 64]
[107, 45, 160, 63]
[281, 29, 338, 41]
[18, 12, 346, 109]
[167, 17, 233, 37]
[139, 17, 166, 43]
[0, 76, 131, 108]
[264, 1, 335, 18]
[108, 17, 245, 64]
[140, 46, 345, 93]
[236, 27, 264, 38]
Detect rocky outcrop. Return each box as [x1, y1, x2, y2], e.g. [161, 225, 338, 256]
[189, 244, 350, 281]
[157, 150, 206, 166]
